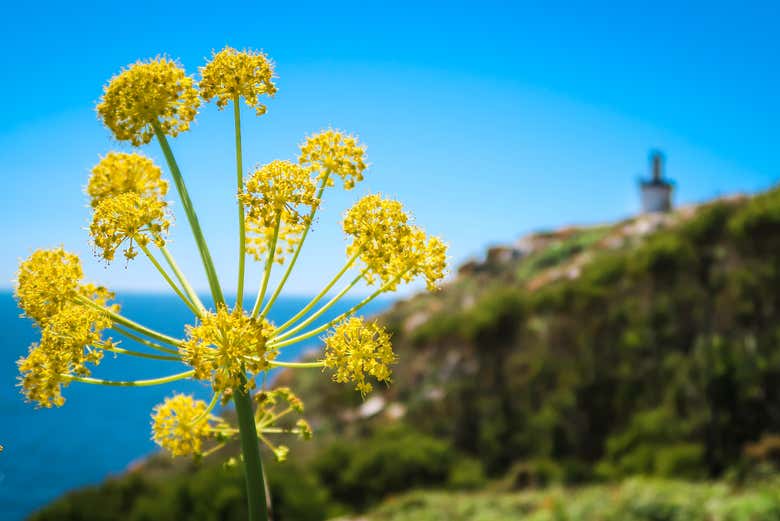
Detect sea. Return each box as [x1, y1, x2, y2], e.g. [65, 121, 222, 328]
[0, 291, 389, 520]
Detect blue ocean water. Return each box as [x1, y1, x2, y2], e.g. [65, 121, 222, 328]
[0, 291, 389, 521]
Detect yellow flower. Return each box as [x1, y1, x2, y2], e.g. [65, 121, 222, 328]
[97, 57, 200, 146]
[199, 46, 277, 115]
[299, 130, 366, 189]
[241, 160, 317, 227]
[343, 194, 448, 290]
[241, 160, 317, 263]
[17, 343, 69, 408]
[392, 226, 449, 291]
[17, 304, 111, 408]
[343, 194, 411, 287]
[89, 192, 170, 262]
[180, 306, 276, 394]
[246, 218, 305, 265]
[87, 152, 168, 208]
[16, 248, 83, 325]
[322, 317, 395, 395]
[151, 394, 211, 457]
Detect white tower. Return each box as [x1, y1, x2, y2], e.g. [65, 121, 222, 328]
[640, 151, 673, 213]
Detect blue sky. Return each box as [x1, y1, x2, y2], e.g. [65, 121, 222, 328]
[1, 1, 778, 296]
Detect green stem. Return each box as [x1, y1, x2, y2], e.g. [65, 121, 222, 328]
[259, 427, 305, 434]
[233, 378, 269, 521]
[234, 98, 247, 310]
[158, 244, 207, 314]
[258, 406, 293, 429]
[190, 392, 221, 425]
[252, 214, 282, 318]
[260, 173, 331, 316]
[63, 370, 194, 387]
[77, 295, 183, 348]
[273, 250, 362, 335]
[111, 325, 180, 355]
[272, 271, 366, 342]
[268, 360, 324, 369]
[153, 121, 224, 306]
[96, 343, 181, 361]
[138, 242, 201, 316]
[269, 270, 405, 349]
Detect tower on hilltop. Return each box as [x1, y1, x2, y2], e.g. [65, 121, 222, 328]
[640, 151, 673, 213]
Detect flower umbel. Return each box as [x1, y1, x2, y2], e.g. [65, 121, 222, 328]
[97, 57, 200, 146]
[246, 219, 305, 265]
[18, 304, 111, 407]
[241, 160, 318, 228]
[180, 306, 276, 393]
[323, 317, 395, 395]
[89, 192, 170, 262]
[16, 248, 84, 325]
[299, 130, 367, 189]
[241, 160, 318, 265]
[151, 394, 212, 457]
[343, 194, 411, 288]
[200, 46, 277, 115]
[87, 152, 168, 208]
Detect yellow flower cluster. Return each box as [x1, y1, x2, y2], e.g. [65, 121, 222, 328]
[299, 130, 367, 189]
[245, 219, 304, 265]
[343, 194, 410, 287]
[323, 317, 395, 395]
[180, 306, 276, 393]
[18, 305, 111, 407]
[87, 152, 168, 208]
[16, 248, 118, 325]
[241, 160, 317, 227]
[199, 46, 277, 115]
[16, 248, 84, 325]
[342, 194, 448, 291]
[97, 57, 200, 146]
[394, 227, 449, 291]
[241, 160, 318, 264]
[151, 394, 212, 457]
[90, 192, 170, 262]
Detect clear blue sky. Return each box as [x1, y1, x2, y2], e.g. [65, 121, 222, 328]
[1, 1, 778, 295]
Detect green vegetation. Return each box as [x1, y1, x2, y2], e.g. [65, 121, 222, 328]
[368, 478, 780, 521]
[31, 187, 780, 520]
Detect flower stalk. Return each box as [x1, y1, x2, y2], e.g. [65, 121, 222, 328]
[233, 382, 269, 521]
[234, 97, 247, 309]
[153, 121, 225, 306]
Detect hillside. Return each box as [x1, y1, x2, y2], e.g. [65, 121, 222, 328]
[30, 186, 780, 520]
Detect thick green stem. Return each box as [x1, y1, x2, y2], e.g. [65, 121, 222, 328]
[233, 380, 269, 521]
[234, 99, 247, 310]
[153, 121, 224, 306]
[260, 173, 331, 316]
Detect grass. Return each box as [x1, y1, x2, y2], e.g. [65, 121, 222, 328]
[365, 478, 780, 521]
